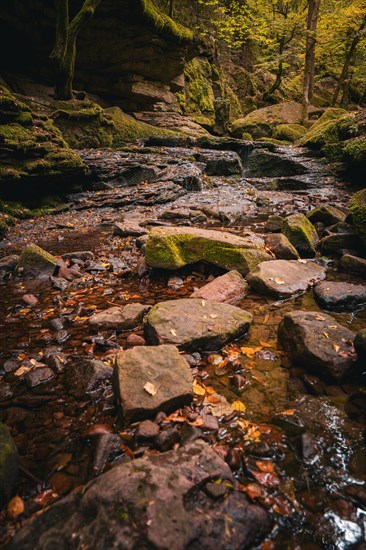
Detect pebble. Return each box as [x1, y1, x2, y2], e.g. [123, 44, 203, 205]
[136, 420, 160, 440]
[126, 334, 146, 347]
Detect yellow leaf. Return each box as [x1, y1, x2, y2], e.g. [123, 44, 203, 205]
[7, 496, 24, 519]
[232, 400, 246, 413]
[323, 332, 330, 339]
[193, 382, 206, 396]
[240, 346, 262, 358]
[260, 341, 275, 348]
[144, 382, 157, 396]
[170, 329, 177, 337]
[278, 409, 295, 416]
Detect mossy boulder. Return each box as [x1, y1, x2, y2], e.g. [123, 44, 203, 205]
[16, 243, 59, 278]
[318, 234, 363, 257]
[273, 123, 306, 142]
[299, 109, 352, 149]
[307, 205, 346, 226]
[0, 422, 18, 504]
[349, 189, 366, 244]
[343, 136, 366, 167]
[282, 214, 319, 257]
[145, 226, 272, 275]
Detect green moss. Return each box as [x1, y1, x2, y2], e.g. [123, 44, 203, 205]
[184, 58, 216, 127]
[273, 123, 306, 142]
[343, 137, 366, 164]
[300, 110, 355, 149]
[282, 214, 318, 257]
[242, 132, 253, 141]
[140, 0, 194, 42]
[257, 137, 292, 145]
[349, 188, 366, 244]
[16, 243, 57, 275]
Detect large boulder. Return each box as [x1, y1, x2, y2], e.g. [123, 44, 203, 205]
[338, 254, 366, 278]
[145, 226, 271, 274]
[318, 233, 362, 257]
[282, 214, 319, 257]
[144, 299, 253, 351]
[5, 440, 271, 550]
[246, 260, 326, 299]
[0, 422, 18, 504]
[307, 205, 346, 226]
[16, 243, 59, 278]
[314, 281, 366, 311]
[88, 303, 149, 330]
[114, 345, 193, 421]
[190, 270, 248, 304]
[278, 311, 357, 381]
[349, 188, 366, 244]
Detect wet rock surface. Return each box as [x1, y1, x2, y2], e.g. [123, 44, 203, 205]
[190, 270, 248, 304]
[145, 299, 253, 351]
[89, 303, 149, 330]
[314, 281, 366, 311]
[5, 440, 271, 550]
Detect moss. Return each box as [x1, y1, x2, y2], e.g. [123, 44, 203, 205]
[300, 110, 356, 149]
[273, 123, 306, 142]
[16, 243, 57, 276]
[140, 0, 194, 42]
[257, 137, 292, 145]
[343, 137, 366, 165]
[349, 188, 366, 244]
[242, 132, 253, 141]
[307, 205, 346, 226]
[184, 58, 216, 127]
[282, 214, 318, 257]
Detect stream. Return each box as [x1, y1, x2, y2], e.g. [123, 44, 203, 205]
[0, 139, 365, 549]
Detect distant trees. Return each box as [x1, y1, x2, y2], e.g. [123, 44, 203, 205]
[302, 0, 321, 121]
[50, 0, 101, 100]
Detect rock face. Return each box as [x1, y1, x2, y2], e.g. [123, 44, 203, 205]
[314, 281, 366, 311]
[0, 422, 18, 504]
[190, 270, 248, 304]
[145, 299, 253, 351]
[16, 243, 59, 278]
[114, 345, 193, 421]
[278, 311, 356, 381]
[6, 440, 271, 550]
[282, 214, 319, 257]
[264, 233, 299, 260]
[247, 260, 326, 298]
[89, 303, 149, 330]
[145, 226, 271, 274]
[307, 205, 346, 226]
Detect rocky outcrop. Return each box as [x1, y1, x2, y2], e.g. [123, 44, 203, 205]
[144, 298, 252, 351]
[5, 440, 271, 550]
[145, 226, 271, 274]
[114, 345, 193, 420]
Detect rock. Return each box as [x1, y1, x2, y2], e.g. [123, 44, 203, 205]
[62, 251, 94, 262]
[265, 215, 284, 233]
[318, 233, 363, 257]
[282, 214, 319, 257]
[307, 205, 346, 226]
[16, 243, 60, 278]
[0, 422, 18, 504]
[21, 294, 38, 307]
[89, 303, 149, 330]
[145, 226, 271, 275]
[135, 420, 160, 440]
[190, 270, 248, 305]
[67, 359, 112, 399]
[314, 281, 366, 311]
[144, 299, 252, 351]
[154, 426, 181, 451]
[166, 162, 203, 191]
[193, 150, 242, 176]
[273, 123, 306, 142]
[114, 345, 193, 421]
[247, 260, 326, 298]
[349, 188, 366, 244]
[126, 333, 146, 347]
[264, 234, 299, 260]
[113, 221, 147, 237]
[0, 254, 19, 279]
[246, 149, 308, 178]
[278, 311, 356, 381]
[354, 329, 366, 363]
[25, 367, 55, 388]
[6, 440, 271, 550]
[339, 254, 366, 278]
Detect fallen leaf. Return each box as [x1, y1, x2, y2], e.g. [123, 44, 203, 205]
[323, 332, 330, 339]
[193, 382, 206, 396]
[232, 400, 246, 413]
[333, 344, 340, 353]
[7, 496, 24, 519]
[315, 314, 325, 321]
[298, 259, 307, 264]
[256, 460, 275, 473]
[240, 346, 262, 358]
[144, 382, 157, 396]
[278, 409, 295, 416]
[274, 278, 285, 285]
[260, 341, 275, 348]
[170, 329, 177, 337]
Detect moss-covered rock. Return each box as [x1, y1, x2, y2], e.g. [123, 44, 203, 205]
[343, 136, 366, 166]
[299, 109, 351, 149]
[145, 226, 272, 275]
[16, 243, 59, 278]
[0, 422, 18, 504]
[349, 189, 366, 244]
[307, 205, 346, 226]
[318, 234, 363, 257]
[282, 214, 319, 257]
[273, 123, 306, 142]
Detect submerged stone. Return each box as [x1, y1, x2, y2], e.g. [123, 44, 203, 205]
[145, 298, 252, 351]
[114, 345, 193, 421]
[145, 226, 271, 274]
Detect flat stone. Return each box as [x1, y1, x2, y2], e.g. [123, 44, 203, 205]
[314, 281, 366, 311]
[114, 345, 193, 421]
[278, 311, 356, 381]
[307, 205, 346, 226]
[339, 254, 366, 278]
[145, 226, 271, 275]
[0, 422, 18, 504]
[193, 150, 242, 176]
[25, 367, 55, 388]
[89, 303, 149, 330]
[190, 270, 248, 304]
[62, 251, 94, 261]
[246, 260, 326, 298]
[264, 233, 299, 260]
[6, 440, 271, 550]
[113, 221, 147, 237]
[282, 213, 318, 257]
[144, 298, 252, 351]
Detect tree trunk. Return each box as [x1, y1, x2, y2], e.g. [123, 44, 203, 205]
[332, 16, 366, 106]
[50, 0, 101, 100]
[168, 0, 174, 18]
[263, 37, 285, 101]
[302, 0, 321, 123]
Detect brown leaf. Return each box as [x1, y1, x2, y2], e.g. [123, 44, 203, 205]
[7, 496, 24, 519]
[144, 382, 157, 396]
